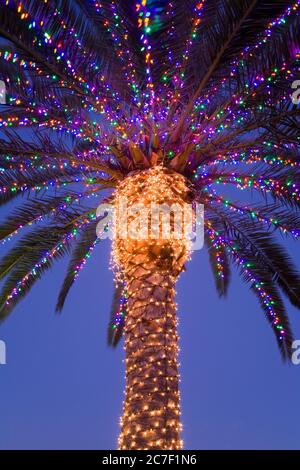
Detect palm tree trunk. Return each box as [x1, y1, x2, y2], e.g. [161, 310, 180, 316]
[113, 166, 190, 450]
[118, 252, 181, 450]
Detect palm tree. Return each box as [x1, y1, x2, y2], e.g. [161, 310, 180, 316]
[0, 0, 300, 450]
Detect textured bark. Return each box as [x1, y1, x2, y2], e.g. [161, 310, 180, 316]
[119, 255, 181, 450]
[114, 167, 190, 450]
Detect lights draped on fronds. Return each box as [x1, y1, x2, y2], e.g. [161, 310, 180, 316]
[107, 281, 128, 348]
[1, 0, 300, 451]
[55, 219, 100, 312]
[0, 1, 299, 357]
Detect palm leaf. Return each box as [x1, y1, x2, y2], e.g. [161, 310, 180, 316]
[205, 229, 231, 297]
[0, 225, 74, 320]
[56, 219, 99, 312]
[107, 282, 127, 348]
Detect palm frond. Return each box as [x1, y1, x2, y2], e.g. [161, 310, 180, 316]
[205, 228, 230, 297]
[0, 225, 73, 320]
[56, 219, 99, 312]
[107, 281, 127, 348]
[232, 247, 294, 360]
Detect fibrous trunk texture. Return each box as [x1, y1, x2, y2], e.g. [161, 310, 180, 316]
[113, 167, 191, 450]
[119, 252, 181, 450]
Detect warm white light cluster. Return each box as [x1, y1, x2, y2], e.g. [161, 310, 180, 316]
[112, 166, 191, 450]
[112, 165, 192, 276]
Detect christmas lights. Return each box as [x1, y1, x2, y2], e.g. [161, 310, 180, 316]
[113, 167, 191, 449]
[0, 0, 299, 451]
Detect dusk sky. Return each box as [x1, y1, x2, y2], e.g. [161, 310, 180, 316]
[0, 0, 300, 452]
[1, 236, 300, 449]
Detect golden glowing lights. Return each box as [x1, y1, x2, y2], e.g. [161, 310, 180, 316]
[112, 166, 190, 450]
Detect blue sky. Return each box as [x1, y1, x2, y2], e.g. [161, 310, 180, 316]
[0, 236, 300, 449]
